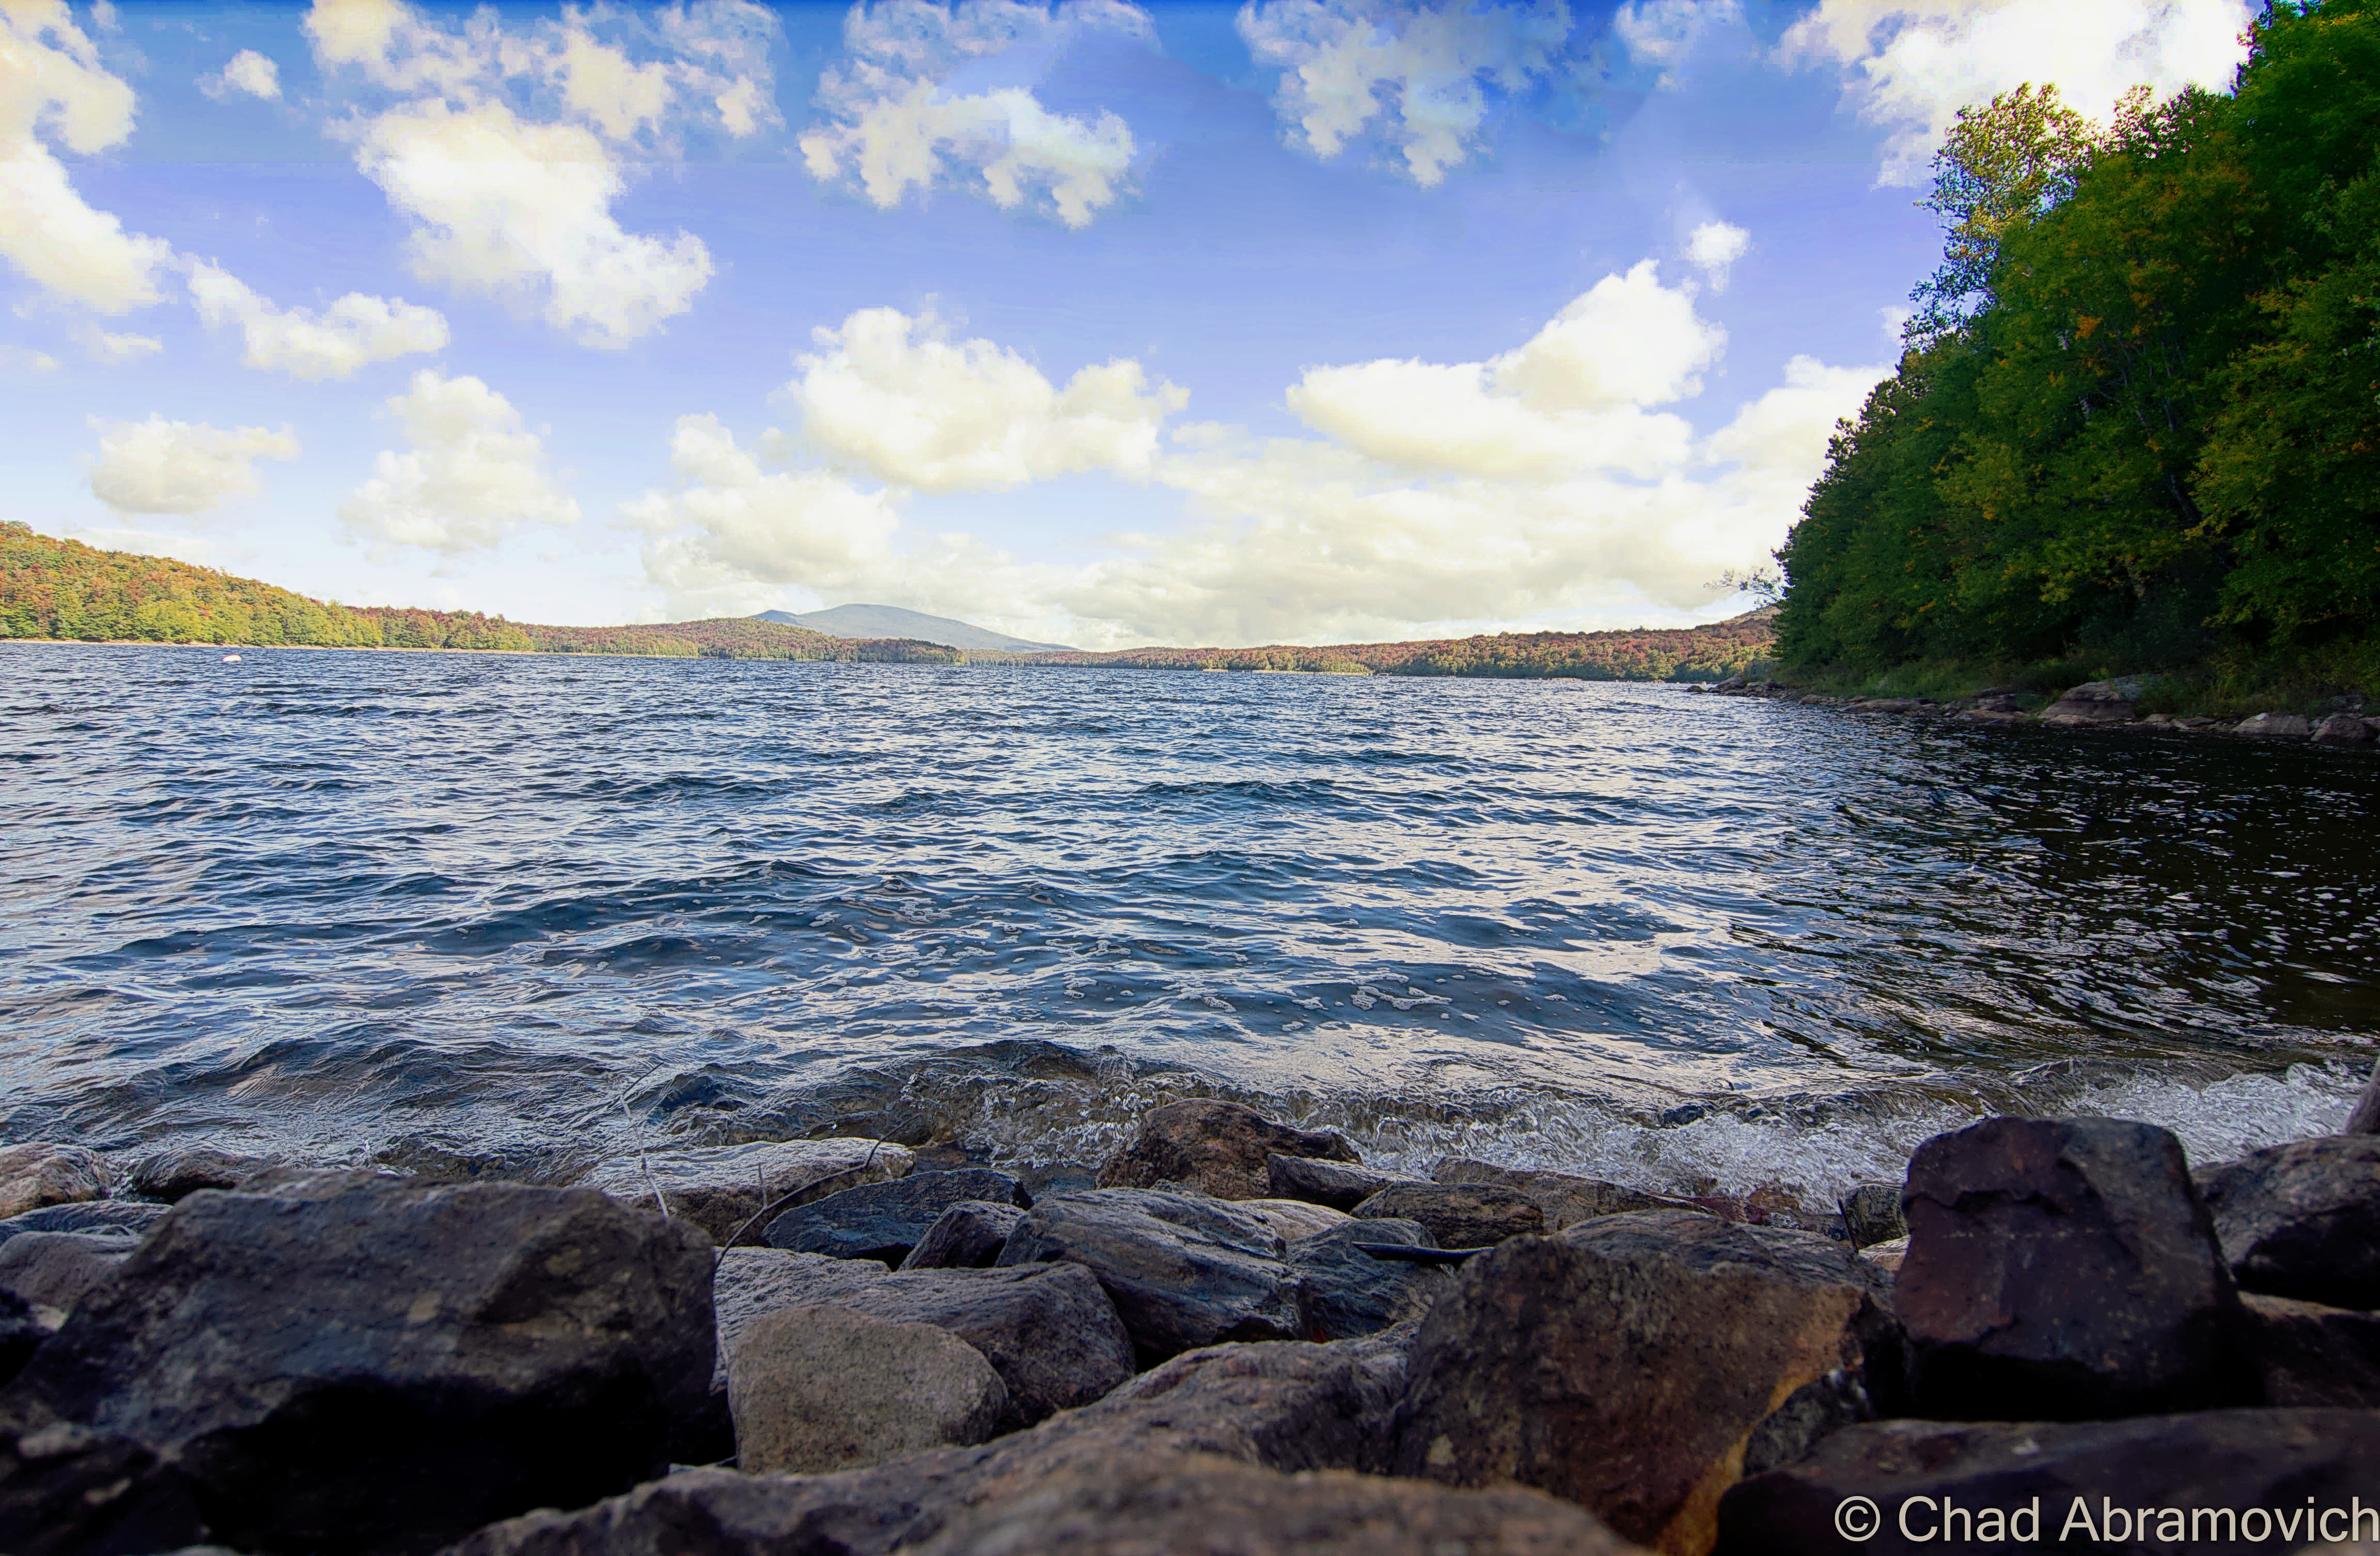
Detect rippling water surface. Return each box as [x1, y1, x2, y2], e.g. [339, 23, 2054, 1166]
[5, 644, 2376, 1201]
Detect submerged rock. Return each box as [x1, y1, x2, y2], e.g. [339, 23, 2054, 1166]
[727, 1305, 1007, 1474]
[1350, 1181, 1544, 1249]
[762, 1169, 1029, 1265]
[0, 1145, 110, 1222]
[1096, 1099, 1359, 1201]
[580, 1137, 913, 1246]
[2199, 1135, 2380, 1308]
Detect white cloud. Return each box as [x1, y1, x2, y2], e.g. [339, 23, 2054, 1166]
[201, 48, 282, 101]
[1612, 0, 1744, 84]
[60, 526, 229, 564]
[1780, 0, 2255, 184]
[80, 324, 161, 362]
[0, 0, 175, 312]
[1685, 219, 1748, 287]
[799, 0, 1151, 228]
[1236, 0, 1572, 185]
[1, 344, 60, 372]
[784, 305, 1186, 489]
[87, 416, 299, 516]
[340, 369, 580, 554]
[187, 259, 448, 379]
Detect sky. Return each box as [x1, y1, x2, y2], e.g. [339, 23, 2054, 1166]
[1, 0, 2256, 648]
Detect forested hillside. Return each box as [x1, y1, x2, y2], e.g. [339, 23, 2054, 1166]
[1775, 0, 2379, 702]
[0, 524, 960, 662]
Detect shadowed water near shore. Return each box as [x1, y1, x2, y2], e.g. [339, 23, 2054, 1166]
[4, 643, 2375, 1200]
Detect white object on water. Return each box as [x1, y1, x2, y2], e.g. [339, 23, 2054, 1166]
[221, 653, 242, 663]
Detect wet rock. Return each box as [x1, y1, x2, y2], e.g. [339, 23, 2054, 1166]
[1095, 1099, 1359, 1201]
[901, 1452, 1638, 1556]
[0, 1145, 109, 1221]
[2235, 710, 2312, 739]
[899, 1201, 1026, 1270]
[2199, 1135, 2380, 1308]
[0, 1201, 165, 1246]
[763, 1169, 1028, 1265]
[1287, 1218, 1454, 1340]
[2315, 712, 2376, 746]
[0, 1421, 207, 1556]
[995, 1188, 1303, 1363]
[448, 1331, 1417, 1556]
[2040, 679, 2140, 725]
[1839, 1182, 1906, 1248]
[127, 1147, 278, 1204]
[580, 1137, 913, 1247]
[1351, 1181, 1544, 1248]
[1716, 1409, 2380, 1556]
[1393, 1209, 1902, 1555]
[2242, 1294, 2380, 1407]
[1266, 1154, 1415, 1211]
[1433, 1158, 1692, 1228]
[0, 1233, 131, 1317]
[727, 1305, 1007, 1474]
[1, 1169, 716, 1556]
[1235, 1197, 1351, 1242]
[1898, 1115, 2246, 1420]
[0, 1292, 46, 1388]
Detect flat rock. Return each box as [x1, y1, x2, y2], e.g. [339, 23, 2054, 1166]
[0, 1201, 165, 1247]
[2040, 680, 2138, 726]
[1433, 1158, 1693, 1228]
[1717, 1409, 2380, 1555]
[2199, 1134, 2380, 1308]
[2235, 710, 2312, 739]
[1351, 1181, 1544, 1248]
[1265, 1154, 1415, 1211]
[579, 1137, 913, 1246]
[2243, 1293, 2380, 1407]
[1235, 1197, 1351, 1242]
[726, 1304, 1006, 1474]
[763, 1169, 1028, 1264]
[0, 1145, 109, 1222]
[1, 1169, 716, 1556]
[0, 1421, 206, 1556]
[900, 1451, 1639, 1556]
[1288, 1218, 1455, 1340]
[899, 1201, 1026, 1269]
[127, 1147, 279, 1204]
[1898, 1115, 2246, 1420]
[1097, 1099, 1358, 1201]
[0, 1233, 132, 1318]
[1393, 1209, 1903, 1556]
[996, 1187, 1304, 1363]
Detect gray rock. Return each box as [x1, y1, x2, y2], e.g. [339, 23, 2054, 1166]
[0, 1201, 165, 1247]
[127, 1147, 279, 1204]
[0, 1233, 131, 1317]
[726, 1305, 1007, 1474]
[2315, 712, 2376, 746]
[899, 1201, 1026, 1269]
[2040, 680, 2138, 726]
[995, 1188, 1303, 1363]
[580, 1137, 913, 1247]
[2242, 1293, 2380, 1407]
[1840, 1181, 1907, 1248]
[1097, 1099, 1359, 1201]
[1, 1169, 716, 1556]
[1432, 1158, 1693, 1228]
[2235, 710, 2313, 739]
[763, 1169, 1028, 1264]
[1350, 1181, 1544, 1248]
[1232, 1197, 1351, 1243]
[0, 1421, 206, 1556]
[2200, 1134, 2380, 1308]
[1265, 1154, 1414, 1212]
[0, 1145, 109, 1221]
[0, 1291, 44, 1388]
[1287, 1218, 1454, 1340]
[1898, 1115, 2247, 1420]
[1392, 1209, 1901, 1554]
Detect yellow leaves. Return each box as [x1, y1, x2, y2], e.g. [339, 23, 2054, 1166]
[2076, 315, 2102, 339]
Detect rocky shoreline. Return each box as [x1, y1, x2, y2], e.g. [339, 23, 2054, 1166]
[7, 1091, 2380, 1554]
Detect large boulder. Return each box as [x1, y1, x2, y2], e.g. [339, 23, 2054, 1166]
[0, 1145, 110, 1221]
[1717, 1409, 2380, 1555]
[0, 1169, 716, 1556]
[1897, 1115, 2246, 1419]
[127, 1147, 278, 1204]
[1097, 1099, 1358, 1200]
[899, 1201, 1026, 1269]
[996, 1188, 1304, 1363]
[579, 1137, 912, 1246]
[1432, 1158, 1690, 1229]
[726, 1305, 1007, 1475]
[762, 1169, 1028, 1264]
[1287, 1218, 1455, 1340]
[1351, 1181, 1544, 1248]
[1393, 1210, 1902, 1556]
[2039, 679, 2139, 726]
[2241, 1294, 2380, 1407]
[2235, 711, 2312, 739]
[900, 1451, 1638, 1556]
[2199, 1135, 2380, 1308]
[1265, 1154, 1416, 1212]
[712, 1250, 1134, 1430]
[2314, 712, 2376, 746]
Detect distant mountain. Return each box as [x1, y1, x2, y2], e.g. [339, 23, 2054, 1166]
[755, 604, 1074, 652]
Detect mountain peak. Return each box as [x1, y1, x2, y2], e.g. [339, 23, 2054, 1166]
[754, 604, 1073, 653]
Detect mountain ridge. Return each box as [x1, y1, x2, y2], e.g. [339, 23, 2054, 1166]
[754, 604, 1074, 652]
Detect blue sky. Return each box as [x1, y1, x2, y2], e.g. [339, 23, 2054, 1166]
[2, 0, 2251, 647]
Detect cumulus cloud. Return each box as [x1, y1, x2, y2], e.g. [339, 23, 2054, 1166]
[1612, 0, 1744, 84]
[800, 0, 1151, 228]
[1685, 219, 1748, 287]
[1780, 0, 2255, 184]
[784, 305, 1186, 489]
[81, 325, 161, 363]
[0, 0, 175, 312]
[340, 369, 580, 554]
[1237, 0, 1572, 185]
[87, 416, 299, 516]
[187, 259, 448, 379]
[304, 0, 775, 343]
[201, 48, 282, 101]
[1, 344, 61, 372]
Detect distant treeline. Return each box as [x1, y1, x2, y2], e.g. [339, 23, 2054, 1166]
[1775, 0, 2380, 696]
[0, 523, 960, 663]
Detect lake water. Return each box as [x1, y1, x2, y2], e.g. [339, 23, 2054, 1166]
[5, 643, 2375, 1204]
